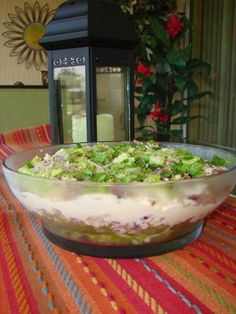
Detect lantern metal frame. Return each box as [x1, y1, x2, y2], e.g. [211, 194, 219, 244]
[40, 0, 138, 144]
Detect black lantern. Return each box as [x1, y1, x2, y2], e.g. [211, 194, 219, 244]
[40, 0, 138, 144]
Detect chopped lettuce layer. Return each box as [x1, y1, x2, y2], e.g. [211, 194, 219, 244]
[19, 141, 231, 183]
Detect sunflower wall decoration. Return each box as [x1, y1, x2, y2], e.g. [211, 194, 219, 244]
[2, 1, 55, 71]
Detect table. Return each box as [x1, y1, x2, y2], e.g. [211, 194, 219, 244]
[0, 125, 236, 314]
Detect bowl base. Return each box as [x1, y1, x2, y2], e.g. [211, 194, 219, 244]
[42, 220, 203, 258]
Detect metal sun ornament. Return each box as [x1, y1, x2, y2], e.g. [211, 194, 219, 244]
[2, 2, 55, 71]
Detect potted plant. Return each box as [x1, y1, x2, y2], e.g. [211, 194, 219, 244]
[119, 1, 211, 141]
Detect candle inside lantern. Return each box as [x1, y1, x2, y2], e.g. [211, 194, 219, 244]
[97, 114, 114, 141]
[72, 113, 114, 143]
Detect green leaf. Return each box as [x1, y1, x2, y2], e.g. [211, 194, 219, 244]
[189, 115, 206, 120]
[145, 36, 158, 49]
[150, 18, 168, 45]
[92, 172, 109, 182]
[150, 73, 156, 84]
[174, 77, 187, 92]
[24, 160, 34, 168]
[183, 45, 192, 58]
[171, 115, 205, 125]
[188, 163, 204, 176]
[140, 95, 155, 107]
[136, 102, 153, 125]
[184, 90, 213, 100]
[167, 50, 187, 67]
[136, 115, 146, 126]
[171, 100, 187, 115]
[186, 80, 198, 97]
[135, 104, 151, 116]
[141, 77, 153, 92]
[187, 59, 212, 75]
[155, 63, 171, 74]
[210, 155, 232, 167]
[171, 116, 189, 125]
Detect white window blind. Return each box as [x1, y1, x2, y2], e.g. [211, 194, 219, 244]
[189, 0, 236, 149]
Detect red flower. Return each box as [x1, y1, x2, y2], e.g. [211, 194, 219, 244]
[137, 64, 152, 77]
[159, 113, 169, 123]
[147, 102, 161, 119]
[147, 102, 169, 123]
[166, 15, 183, 37]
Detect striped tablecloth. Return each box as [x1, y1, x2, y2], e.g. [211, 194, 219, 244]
[0, 125, 236, 314]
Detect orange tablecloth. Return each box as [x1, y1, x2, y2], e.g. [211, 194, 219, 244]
[0, 125, 236, 314]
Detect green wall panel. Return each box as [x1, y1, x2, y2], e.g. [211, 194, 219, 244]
[0, 88, 50, 133]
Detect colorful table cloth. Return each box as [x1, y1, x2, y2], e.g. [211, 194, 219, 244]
[0, 125, 236, 314]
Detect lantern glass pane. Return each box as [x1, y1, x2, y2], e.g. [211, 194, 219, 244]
[96, 67, 129, 141]
[54, 66, 86, 143]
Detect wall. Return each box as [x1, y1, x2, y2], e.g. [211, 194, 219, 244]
[0, 0, 63, 86]
[0, 0, 63, 133]
[0, 88, 49, 133]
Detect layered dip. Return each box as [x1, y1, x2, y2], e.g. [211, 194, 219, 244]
[12, 141, 233, 246]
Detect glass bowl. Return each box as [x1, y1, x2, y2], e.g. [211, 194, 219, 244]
[2, 143, 236, 258]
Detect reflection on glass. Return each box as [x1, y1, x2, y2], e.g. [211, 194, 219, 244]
[96, 67, 129, 141]
[54, 66, 86, 143]
[54, 66, 129, 143]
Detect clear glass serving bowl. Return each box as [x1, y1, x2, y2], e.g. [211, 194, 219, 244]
[2, 143, 236, 258]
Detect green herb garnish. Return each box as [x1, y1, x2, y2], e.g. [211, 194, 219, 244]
[18, 141, 230, 183]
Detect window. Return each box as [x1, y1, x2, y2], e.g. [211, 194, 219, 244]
[188, 0, 236, 149]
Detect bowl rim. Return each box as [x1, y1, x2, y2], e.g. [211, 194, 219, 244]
[2, 141, 236, 187]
